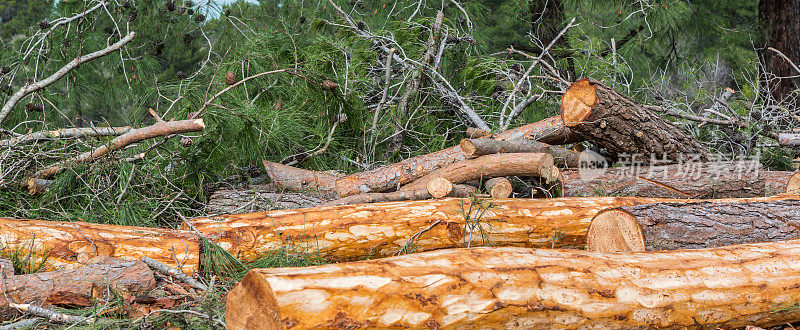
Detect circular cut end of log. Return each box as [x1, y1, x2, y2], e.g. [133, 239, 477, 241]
[459, 139, 479, 158]
[560, 78, 598, 127]
[788, 172, 800, 195]
[586, 209, 645, 253]
[538, 154, 556, 183]
[485, 177, 512, 199]
[427, 177, 454, 199]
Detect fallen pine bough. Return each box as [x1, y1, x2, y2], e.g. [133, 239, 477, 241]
[226, 239, 800, 329]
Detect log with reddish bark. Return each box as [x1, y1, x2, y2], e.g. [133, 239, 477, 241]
[399, 153, 556, 192]
[563, 162, 796, 198]
[0, 257, 155, 318]
[484, 177, 513, 198]
[587, 198, 800, 253]
[226, 239, 800, 329]
[321, 181, 477, 206]
[335, 115, 581, 197]
[560, 78, 709, 161]
[460, 138, 580, 167]
[185, 195, 794, 263]
[262, 160, 338, 192]
[0, 218, 199, 273]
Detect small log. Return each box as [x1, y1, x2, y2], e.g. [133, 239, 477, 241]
[0, 218, 199, 273]
[460, 138, 580, 168]
[563, 162, 794, 198]
[321, 183, 476, 206]
[587, 198, 800, 253]
[484, 177, 512, 198]
[205, 184, 332, 214]
[779, 133, 800, 147]
[335, 115, 581, 197]
[25, 178, 52, 195]
[0, 257, 155, 313]
[226, 240, 800, 329]
[560, 78, 709, 161]
[262, 160, 336, 192]
[426, 177, 453, 198]
[465, 127, 489, 138]
[186, 196, 795, 263]
[400, 153, 555, 192]
[788, 171, 800, 194]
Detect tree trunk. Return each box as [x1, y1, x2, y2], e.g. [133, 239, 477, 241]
[460, 138, 580, 167]
[560, 78, 709, 161]
[335, 115, 580, 197]
[562, 162, 796, 198]
[185, 196, 794, 263]
[399, 153, 555, 192]
[758, 0, 800, 108]
[321, 182, 477, 206]
[226, 240, 800, 329]
[0, 257, 155, 319]
[587, 198, 800, 253]
[0, 218, 199, 273]
[262, 160, 337, 193]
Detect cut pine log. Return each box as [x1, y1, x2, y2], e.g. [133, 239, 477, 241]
[779, 133, 800, 147]
[426, 177, 454, 198]
[560, 78, 709, 161]
[484, 177, 513, 198]
[587, 198, 800, 253]
[205, 184, 332, 214]
[460, 138, 580, 167]
[563, 162, 796, 198]
[321, 182, 477, 206]
[465, 127, 489, 138]
[262, 160, 337, 192]
[226, 240, 800, 329]
[335, 115, 581, 197]
[399, 153, 555, 192]
[0, 218, 199, 273]
[0, 257, 155, 314]
[185, 195, 794, 263]
[787, 171, 800, 194]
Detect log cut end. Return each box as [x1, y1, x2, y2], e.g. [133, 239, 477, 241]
[459, 139, 479, 158]
[485, 177, 512, 198]
[427, 177, 454, 199]
[586, 209, 645, 253]
[788, 172, 800, 195]
[560, 78, 598, 126]
[226, 270, 282, 330]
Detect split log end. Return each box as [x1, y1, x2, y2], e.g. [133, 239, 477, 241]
[788, 172, 800, 195]
[426, 177, 453, 199]
[560, 78, 598, 126]
[226, 270, 282, 330]
[586, 209, 645, 253]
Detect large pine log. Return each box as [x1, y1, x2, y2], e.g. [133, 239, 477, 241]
[587, 198, 800, 253]
[563, 162, 797, 198]
[399, 153, 555, 192]
[0, 218, 199, 273]
[262, 160, 337, 192]
[460, 138, 580, 167]
[185, 196, 793, 263]
[226, 240, 800, 329]
[335, 115, 581, 197]
[0, 257, 155, 317]
[560, 78, 709, 161]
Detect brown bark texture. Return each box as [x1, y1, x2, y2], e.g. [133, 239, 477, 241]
[560, 78, 709, 161]
[335, 115, 581, 197]
[587, 198, 800, 253]
[460, 138, 580, 168]
[563, 162, 795, 198]
[758, 0, 800, 105]
[321, 184, 476, 207]
[262, 160, 337, 192]
[0, 218, 199, 273]
[205, 184, 332, 214]
[399, 153, 555, 192]
[226, 240, 800, 329]
[0, 257, 155, 316]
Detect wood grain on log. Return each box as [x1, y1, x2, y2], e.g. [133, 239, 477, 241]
[465, 127, 489, 138]
[560, 78, 709, 161]
[460, 138, 580, 167]
[0, 257, 155, 316]
[262, 160, 337, 192]
[426, 177, 454, 198]
[335, 115, 581, 197]
[787, 171, 800, 195]
[587, 198, 800, 253]
[400, 153, 555, 192]
[484, 177, 512, 198]
[226, 240, 800, 329]
[0, 218, 199, 273]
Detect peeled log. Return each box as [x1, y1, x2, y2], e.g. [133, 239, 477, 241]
[335, 116, 581, 197]
[587, 198, 800, 253]
[561, 78, 709, 161]
[0, 218, 199, 273]
[226, 240, 800, 329]
[263, 160, 337, 192]
[0, 257, 155, 316]
[400, 153, 555, 192]
[185, 196, 794, 263]
[460, 138, 580, 168]
[563, 162, 796, 198]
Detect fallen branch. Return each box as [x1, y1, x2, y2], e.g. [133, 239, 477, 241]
[141, 257, 207, 291]
[322, 179, 476, 206]
[460, 138, 580, 167]
[262, 160, 337, 193]
[7, 304, 102, 325]
[0, 127, 131, 148]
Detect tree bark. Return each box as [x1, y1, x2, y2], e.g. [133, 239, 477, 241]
[758, 0, 800, 108]
[779, 133, 800, 147]
[321, 183, 477, 206]
[562, 162, 795, 198]
[205, 184, 332, 214]
[335, 115, 580, 197]
[560, 78, 709, 161]
[262, 160, 337, 193]
[0, 127, 131, 148]
[226, 240, 800, 329]
[0, 218, 199, 273]
[587, 198, 800, 253]
[465, 127, 489, 138]
[460, 138, 579, 167]
[399, 153, 555, 192]
[0, 257, 155, 318]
